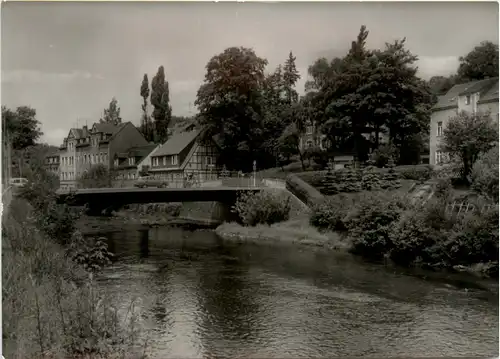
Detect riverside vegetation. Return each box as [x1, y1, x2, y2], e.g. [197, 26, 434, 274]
[3, 173, 150, 359]
[217, 149, 499, 279]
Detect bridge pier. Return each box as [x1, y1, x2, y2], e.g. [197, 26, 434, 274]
[210, 202, 239, 223]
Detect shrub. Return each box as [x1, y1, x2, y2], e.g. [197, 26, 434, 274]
[233, 190, 292, 226]
[470, 145, 499, 202]
[372, 143, 399, 168]
[310, 195, 353, 231]
[361, 162, 382, 191]
[78, 163, 114, 188]
[399, 165, 433, 182]
[389, 211, 449, 267]
[346, 193, 408, 260]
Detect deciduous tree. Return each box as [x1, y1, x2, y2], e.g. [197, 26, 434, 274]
[439, 110, 498, 181]
[2, 105, 43, 150]
[100, 97, 122, 125]
[457, 41, 499, 82]
[151, 66, 172, 143]
[139, 74, 154, 142]
[195, 47, 268, 171]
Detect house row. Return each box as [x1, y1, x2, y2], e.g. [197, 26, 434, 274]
[47, 121, 221, 190]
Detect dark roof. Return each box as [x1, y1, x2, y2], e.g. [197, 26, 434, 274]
[434, 77, 499, 111]
[152, 130, 200, 157]
[93, 122, 124, 134]
[127, 144, 157, 159]
[477, 78, 499, 104]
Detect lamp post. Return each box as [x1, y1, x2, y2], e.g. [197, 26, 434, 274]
[253, 160, 256, 187]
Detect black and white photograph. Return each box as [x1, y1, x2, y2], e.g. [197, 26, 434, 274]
[1, 1, 499, 358]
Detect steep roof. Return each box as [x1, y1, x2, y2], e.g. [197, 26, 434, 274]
[93, 122, 123, 134]
[128, 144, 157, 159]
[152, 130, 200, 157]
[477, 78, 499, 104]
[433, 77, 499, 111]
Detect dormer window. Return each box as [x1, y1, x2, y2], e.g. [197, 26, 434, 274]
[465, 95, 471, 105]
[129, 157, 135, 166]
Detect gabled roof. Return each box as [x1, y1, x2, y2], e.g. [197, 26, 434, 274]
[152, 130, 200, 157]
[433, 77, 499, 111]
[128, 144, 157, 159]
[477, 78, 499, 104]
[92, 122, 123, 134]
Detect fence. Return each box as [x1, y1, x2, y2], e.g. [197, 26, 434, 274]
[445, 201, 498, 215]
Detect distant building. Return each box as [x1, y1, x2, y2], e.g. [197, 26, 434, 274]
[58, 122, 148, 190]
[113, 143, 158, 180]
[149, 128, 220, 185]
[299, 119, 329, 151]
[44, 149, 60, 175]
[430, 77, 499, 166]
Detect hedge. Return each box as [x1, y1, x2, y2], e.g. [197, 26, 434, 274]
[285, 174, 325, 208]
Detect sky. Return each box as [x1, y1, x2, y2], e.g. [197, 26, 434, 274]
[2, 1, 498, 146]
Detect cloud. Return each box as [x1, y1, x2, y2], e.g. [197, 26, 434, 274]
[1, 70, 104, 84]
[40, 127, 68, 146]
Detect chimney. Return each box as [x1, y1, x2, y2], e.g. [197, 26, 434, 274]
[83, 125, 88, 132]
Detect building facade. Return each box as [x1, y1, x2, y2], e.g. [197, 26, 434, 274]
[44, 150, 60, 175]
[113, 144, 158, 182]
[149, 129, 220, 186]
[430, 77, 499, 166]
[59, 122, 148, 190]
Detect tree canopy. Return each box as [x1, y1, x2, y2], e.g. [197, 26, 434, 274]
[2, 105, 43, 150]
[100, 97, 122, 125]
[457, 41, 499, 82]
[440, 110, 498, 181]
[151, 66, 172, 143]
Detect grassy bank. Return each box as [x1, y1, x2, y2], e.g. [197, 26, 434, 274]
[3, 198, 150, 358]
[216, 217, 350, 250]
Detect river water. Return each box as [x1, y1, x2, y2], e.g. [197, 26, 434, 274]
[95, 226, 499, 358]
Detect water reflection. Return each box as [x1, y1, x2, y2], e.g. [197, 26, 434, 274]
[94, 226, 499, 358]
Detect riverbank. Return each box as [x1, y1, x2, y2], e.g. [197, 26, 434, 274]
[215, 216, 351, 250]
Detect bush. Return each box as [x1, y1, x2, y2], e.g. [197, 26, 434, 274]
[310, 195, 353, 231]
[78, 163, 114, 188]
[346, 193, 408, 260]
[232, 190, 292, 226]
[389, 211, 449, 267]
[286, 174, 325, 208]
[398, 165, 433, 182]
[372, 143, 399, 168]
[470, 145, 499, 202]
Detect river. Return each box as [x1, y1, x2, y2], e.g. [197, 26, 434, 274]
[94, 225, 499, 358]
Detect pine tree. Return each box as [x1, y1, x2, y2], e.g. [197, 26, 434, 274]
[361, 160, 381, 191]
[383, 157, 401, 190]
[343, 166, 362, 193]
[283, 51, 301, 105]
[151, 66, 172, 143]
[322, 169, 341, 195]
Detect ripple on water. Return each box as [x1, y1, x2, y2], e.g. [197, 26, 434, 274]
[95, 227, 499, 358]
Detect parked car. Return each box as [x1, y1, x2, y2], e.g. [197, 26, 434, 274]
[9, 177, 29, 188]
[133, 175, 168, 188]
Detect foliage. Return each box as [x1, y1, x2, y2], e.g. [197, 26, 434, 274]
[457, 41, 499, 82]
[360, 161, 382, 191]
[427, 75, 457, 96]
[308, 26, 432, 163]
[78, 163, 114, 188]
[439, 110, 498, 181]
[398, 165, 433, 182]
[371, 143, 399, 167]
[139, 73, 155, 142]
[2, 105, 43, 150]
[470, 145, 499, 202]
[346, 193, 408, 260]
[286, 173, 325, 208]
[67, 232, 113, 273]
[232, 190, 291, 226]
[151, 65, 172, 143]
[310, 195, 354, 231]
[100, 97, 122, 125]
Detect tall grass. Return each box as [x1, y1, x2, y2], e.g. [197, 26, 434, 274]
[3, 198, 150, 359]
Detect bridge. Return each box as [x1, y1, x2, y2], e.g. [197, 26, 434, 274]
[56, 182, 273, 216]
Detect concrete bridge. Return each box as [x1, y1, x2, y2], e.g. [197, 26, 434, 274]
[56, 185, 266, 216]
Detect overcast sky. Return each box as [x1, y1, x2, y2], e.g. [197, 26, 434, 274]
[2, 1, 498, 146]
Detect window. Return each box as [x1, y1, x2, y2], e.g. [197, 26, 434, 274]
[129, 157, 135, 166]
[114, 159, 119, 167]
[171, 155, 178, 165]
[163, 156, 166, 166]
[437, 121, 443, 137]
[306, 140, 313, 148]
[207, 157, 212, 165]
[465, 95, 471, 105]
[306, 125, 314, 135]
[436, 151, 446, 165]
